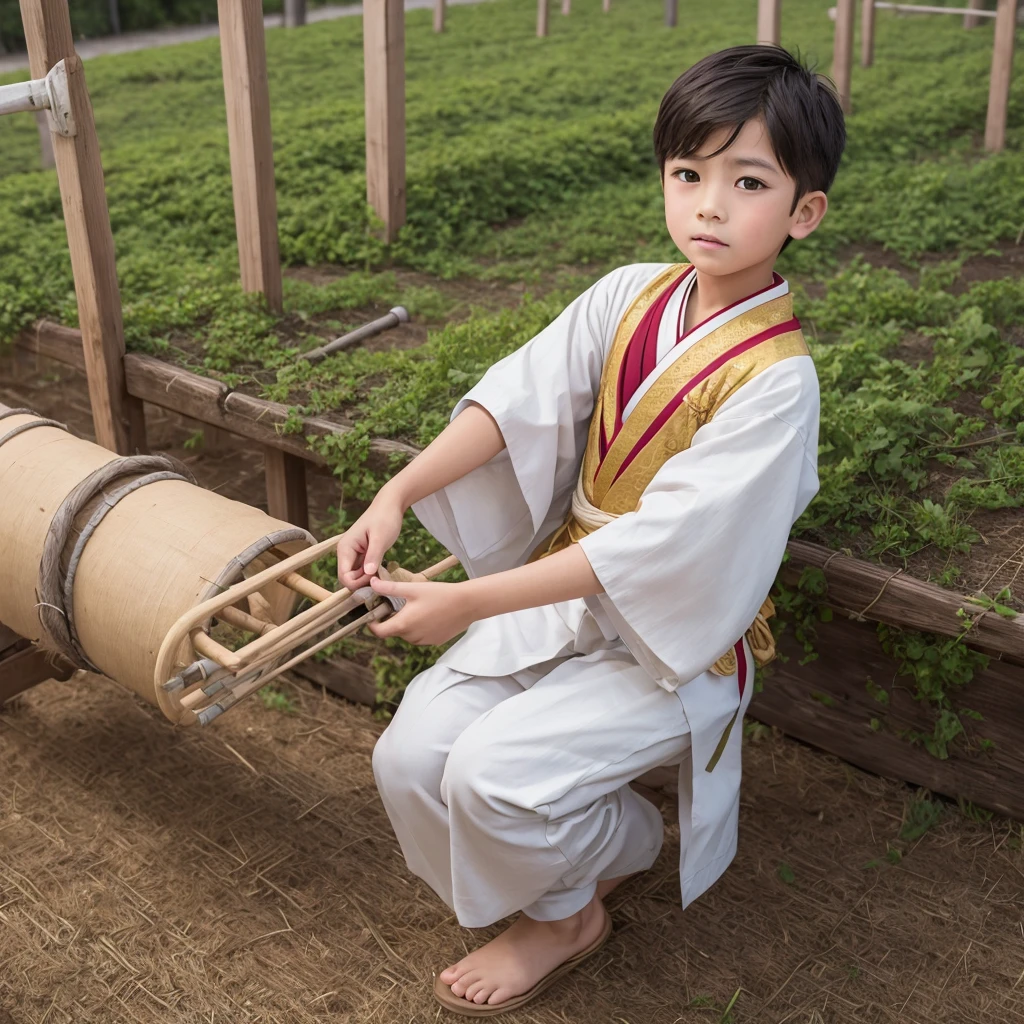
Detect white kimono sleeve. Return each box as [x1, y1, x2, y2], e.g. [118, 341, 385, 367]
[412, 264, 672, 579]
[578, 355, 820, 692]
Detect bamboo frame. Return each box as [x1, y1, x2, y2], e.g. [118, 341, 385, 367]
[11, 0, 311, 536]
[284, 0, 306, 28]
[964, 0, 987, 29]
[19, 0, 146, 456]
[155, 537, 458, 726]
[757, 0, 782, 45]
[363, 0, 406, 242]
[861, 0, 876, 66]
[217, 0, 283, 313]
[832, 0, 856, 114]
[984, 0, 1016, 152]
[843, 1, 1015, 151]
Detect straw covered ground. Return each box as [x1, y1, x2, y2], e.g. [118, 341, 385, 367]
[3, 667, 1024, 1024]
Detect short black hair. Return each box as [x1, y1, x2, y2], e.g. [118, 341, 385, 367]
[653, 45, 846, 249]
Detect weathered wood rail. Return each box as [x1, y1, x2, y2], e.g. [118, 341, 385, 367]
[783, 540, 1024, 661]
[17, 320, 420, 468]
[754, 616, 1024, 820]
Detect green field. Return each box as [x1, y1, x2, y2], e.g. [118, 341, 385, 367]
[1, 0, 1022, 704]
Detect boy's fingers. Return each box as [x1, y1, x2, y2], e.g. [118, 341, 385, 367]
[370, 577, 417, 598]
[336, 537, 364, 574]
[368, 618, 396, 639]
[363, 544, 383, 576]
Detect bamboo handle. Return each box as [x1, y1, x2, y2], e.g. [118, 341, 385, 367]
[216, 604, 276, 635]
[191, 631, 242, 670]
[279, 570, 332, 602]
[421, 554, 460, 579]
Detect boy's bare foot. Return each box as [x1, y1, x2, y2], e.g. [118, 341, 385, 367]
[438, 894, 609, 1007]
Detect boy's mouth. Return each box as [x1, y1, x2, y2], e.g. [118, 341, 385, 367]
[692, 234, 728, 249]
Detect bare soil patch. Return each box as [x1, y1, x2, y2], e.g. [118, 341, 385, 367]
[831, 239, 1024, 293]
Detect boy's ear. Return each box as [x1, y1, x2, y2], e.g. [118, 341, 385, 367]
[788, 191, 828, 240]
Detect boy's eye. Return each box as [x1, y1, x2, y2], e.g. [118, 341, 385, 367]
[675, 169, 700, 183]
[738, 177, 764, 191]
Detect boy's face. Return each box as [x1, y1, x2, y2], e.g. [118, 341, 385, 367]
[661, 118, 827, 277]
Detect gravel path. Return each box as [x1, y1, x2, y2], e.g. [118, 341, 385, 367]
[0, 0, 489, 75]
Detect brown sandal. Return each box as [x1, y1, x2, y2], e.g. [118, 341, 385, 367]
[432, 910, 613, 1017]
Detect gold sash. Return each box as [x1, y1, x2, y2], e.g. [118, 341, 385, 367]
[532, 264, 808, 676]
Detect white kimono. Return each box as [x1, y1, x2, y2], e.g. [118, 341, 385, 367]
[377, 263, 820, 923]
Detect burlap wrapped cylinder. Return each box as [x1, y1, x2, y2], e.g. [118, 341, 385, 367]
[0, 408, 312, 706]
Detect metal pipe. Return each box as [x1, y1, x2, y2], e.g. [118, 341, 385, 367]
[873, 2, 996, 16]
[300, 306, 410, 364]
[0, 78, 49, 118]
[0, 62, 76, 137]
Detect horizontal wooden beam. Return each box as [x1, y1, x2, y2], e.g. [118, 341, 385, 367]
[753, 616, 1024, 821]
[784, 539, 1024, 660]
[290, 654, 378, 706]
[17, 320, 420, 467]
[0, 642, 76, 704]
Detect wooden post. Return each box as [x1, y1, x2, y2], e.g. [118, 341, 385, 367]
[19, 0, 146, 455]
[284, 0, 306, 28]
[263, 447, 309, 530]
[433, 0, 445, 32]
[984, 0, 1016, 152]
[561, 0, 570, 14]
[217, 0, 283, 313]
[963, 0, 986, 29]
[861, 0, 875, 67]
[602, 0, 610, 11]
[537, 0, 549, 35]
[756, 0, 781, 44]
[363, 0, 406, 243]
[34, 109, 55, 168]
[665, 0, 678, 27]
[832, 0, 856, 114]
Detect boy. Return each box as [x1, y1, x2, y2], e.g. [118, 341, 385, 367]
[337, 45, 845, 1015]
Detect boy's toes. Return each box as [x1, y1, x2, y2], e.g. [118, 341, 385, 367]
[449, 969, 482, 998]
[465, 980, 493, 1004]
[439, 962, 466, 985]
[488, 986, 514, 1006]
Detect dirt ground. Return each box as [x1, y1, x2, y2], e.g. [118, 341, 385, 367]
[2, 351, 1024, 1023]
[3, 671, 1024, 1024]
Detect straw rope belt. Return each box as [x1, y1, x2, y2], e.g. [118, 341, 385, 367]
[567, 469, 777, 676]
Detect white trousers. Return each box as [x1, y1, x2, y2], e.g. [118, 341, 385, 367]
[372, 644, 692, 928]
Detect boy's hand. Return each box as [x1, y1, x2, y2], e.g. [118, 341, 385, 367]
[366, 577, 475, 647]
[337, 495, 406, 592]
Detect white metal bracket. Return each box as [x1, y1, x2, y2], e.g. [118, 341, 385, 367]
[0, 59, 76, 138]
